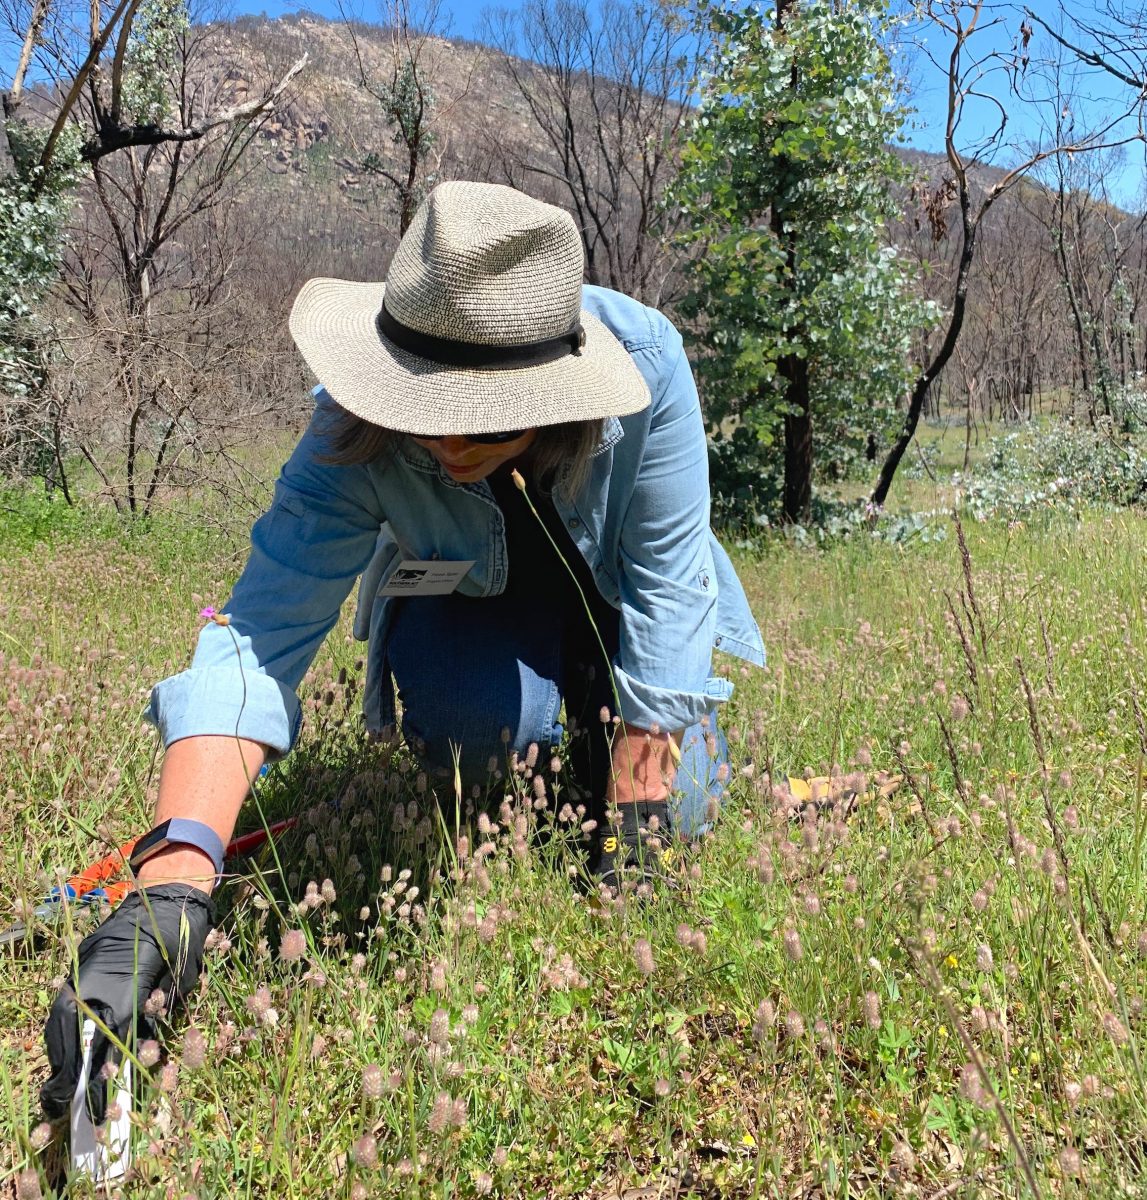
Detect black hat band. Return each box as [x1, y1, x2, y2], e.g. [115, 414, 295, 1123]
[377, 301, 586, 370]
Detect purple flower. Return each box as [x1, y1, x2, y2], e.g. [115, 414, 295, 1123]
[200, 606, 217, 619]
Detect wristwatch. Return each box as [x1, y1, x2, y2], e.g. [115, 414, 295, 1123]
[128, 818, 226, 878]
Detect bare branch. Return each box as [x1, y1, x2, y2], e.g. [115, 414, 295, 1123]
[1024, 6, 1146, 92]
[79, 52, 308, 161]
[5, 0, 51, 115]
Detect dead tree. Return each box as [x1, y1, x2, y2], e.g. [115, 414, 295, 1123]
[870, 0, 1137, 507]
[2, 0, 305, 185]
[338, 0, 468, 235]
[484, 0, 698, 307]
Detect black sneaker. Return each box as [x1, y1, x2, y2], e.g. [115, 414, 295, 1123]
[595, 800, 673, 893]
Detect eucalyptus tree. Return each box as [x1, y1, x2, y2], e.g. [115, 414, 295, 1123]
[673, 0, 932, 524]
[868, 0, 1139, 508]
[340, 0, 457, 236]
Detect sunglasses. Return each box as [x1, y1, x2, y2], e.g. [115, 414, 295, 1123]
[420, 430, 527, 446]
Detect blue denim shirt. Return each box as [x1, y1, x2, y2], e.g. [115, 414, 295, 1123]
[147, 286, 765, 756]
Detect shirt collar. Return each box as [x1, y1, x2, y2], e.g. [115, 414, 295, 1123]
[593, 416, 625, 456]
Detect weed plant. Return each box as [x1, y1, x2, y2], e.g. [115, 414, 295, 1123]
[2, 504, 1147, 1197]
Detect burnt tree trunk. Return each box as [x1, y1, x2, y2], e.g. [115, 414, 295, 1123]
[773, 0, 812, 524]
[871, 185, 978, 508]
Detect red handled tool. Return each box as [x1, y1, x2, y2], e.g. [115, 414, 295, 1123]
[1, 818, 297, 948]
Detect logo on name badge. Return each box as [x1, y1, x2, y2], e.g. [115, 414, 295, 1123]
[379, 560, 475, 597]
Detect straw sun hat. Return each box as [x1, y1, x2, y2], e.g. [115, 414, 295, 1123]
[288, 182, 652, 437]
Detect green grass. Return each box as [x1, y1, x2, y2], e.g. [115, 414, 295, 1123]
[3, 490, 1147, 1198]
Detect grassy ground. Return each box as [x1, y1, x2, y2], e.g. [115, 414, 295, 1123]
[2, 490, 1147, 1198]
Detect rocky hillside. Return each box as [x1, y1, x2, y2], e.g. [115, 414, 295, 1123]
[207, 13, 555, 282]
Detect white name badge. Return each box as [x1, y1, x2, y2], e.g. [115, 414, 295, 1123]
[379, 559, 476, 596]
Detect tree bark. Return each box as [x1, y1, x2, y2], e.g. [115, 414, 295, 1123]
[871, 190, 977, 508]
[773, 0, 812, 525]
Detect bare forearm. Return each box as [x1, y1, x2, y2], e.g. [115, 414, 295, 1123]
[134, 735, 268, 893]
[608, 722, 680, 805]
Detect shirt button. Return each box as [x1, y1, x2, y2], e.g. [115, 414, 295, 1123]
[714, 636, 723, 647]
[702, 574, 710, 588]
[568, 517, 581, 529]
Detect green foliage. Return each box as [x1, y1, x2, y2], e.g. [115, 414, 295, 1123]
[957, 417, 1147, 521]
[0, 483, 233, 563]
[673, 0, 938, 525]
[707, 424, 781, 535]
[0, 130, 80, 392]
[0, 485, 102, 549]
[0, 125, 84, 476]
[1113, 378, 1147, 435]
[360, 59, 438, 227]
[121, 0, 191, 127]
[0, 176, 59, 398]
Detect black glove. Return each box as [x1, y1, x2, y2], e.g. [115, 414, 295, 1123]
[40, 884, 214, 1123]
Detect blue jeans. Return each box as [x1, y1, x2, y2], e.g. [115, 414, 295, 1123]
[386, 590, 729, 836]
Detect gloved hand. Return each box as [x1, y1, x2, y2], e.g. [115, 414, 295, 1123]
[40, 884, 214, 1123]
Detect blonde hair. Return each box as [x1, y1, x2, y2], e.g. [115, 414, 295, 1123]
[318, 406, 604, 498]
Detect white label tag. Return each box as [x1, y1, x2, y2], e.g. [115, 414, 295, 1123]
[379, 559, 475, 596]
[71, 1018, 133, 1181]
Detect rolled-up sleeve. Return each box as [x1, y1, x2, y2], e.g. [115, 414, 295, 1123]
[613, 334, 729, 730]
[147, 396, 384, 758]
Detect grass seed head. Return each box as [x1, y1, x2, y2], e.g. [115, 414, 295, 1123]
[862, 991, 881, 1030]
[280, 929, 307, 962]
[1103, 1012, 1130, 1046]
[350, 1135, 378, 1168]
[889, 1140, 916, 1177]
[783, 927, 803, 962]
[429, 1008, 451, 1045]
[1058, 1147, 1082, 1178]
[428, 1091, 452, 1135]
[958, 1062, 992, 1109]
[362, 1064, 384, 1099]
[16, 1169, 42, 1200]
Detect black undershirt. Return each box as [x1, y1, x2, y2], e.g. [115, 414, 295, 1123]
[484, 464, 605, 623]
